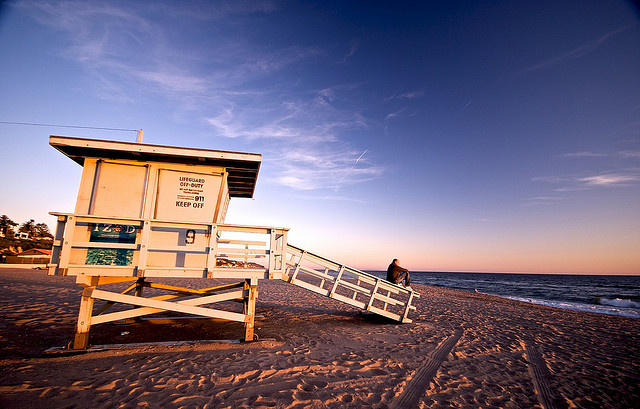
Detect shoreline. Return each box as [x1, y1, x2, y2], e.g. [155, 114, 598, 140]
[1, 268, 639, 408]
[502, 294, 640, 319]
[367, 270, 640, 320]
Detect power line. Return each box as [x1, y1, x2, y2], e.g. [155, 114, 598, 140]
[0, 121, 138, 132]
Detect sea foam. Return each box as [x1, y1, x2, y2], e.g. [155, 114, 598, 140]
[598, 297, 640, 309]
[506, 296, 640, 319]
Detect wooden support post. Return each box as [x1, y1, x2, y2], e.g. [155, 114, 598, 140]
[135, 277, 145, 297]
[133, 277, 145, 321]
[73, 277, 99, 349]
[243, 278, 258, 342]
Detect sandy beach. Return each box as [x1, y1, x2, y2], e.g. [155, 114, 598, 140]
[0, 267, 638, 408]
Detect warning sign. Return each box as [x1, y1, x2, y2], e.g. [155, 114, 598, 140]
[175, 176, 207, 209]
[155, 170, 222, 223]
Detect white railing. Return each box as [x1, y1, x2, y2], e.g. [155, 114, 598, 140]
[285, 244, 418, 323]
[48, 213, 288, 279]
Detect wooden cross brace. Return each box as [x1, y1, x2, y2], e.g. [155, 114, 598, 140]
[72, 277, 259, 349]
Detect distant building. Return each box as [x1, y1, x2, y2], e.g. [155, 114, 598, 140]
[5, 248, 51, 264]
[14, 232, 29, 240]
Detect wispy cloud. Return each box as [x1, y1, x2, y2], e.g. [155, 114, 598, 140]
[152, 0, 280, 21]
[520, 196, 563, 207]
[283, 193, 369, 204]
[519, 24, 636, 74]
[202, 83, 382, 191]
[534, 148, 640, 194]
[382, 90, 423, 131]
[560, 150, 640, 159]
[343, 39, 361, 61]
[138, 70, 209, 93]
[267, 149, 383, 191]
[20, 1, 385, 194]
[238, 46, 325, 78]
[620, 151, 640, 159]
[384, 108, 408, 122]
[560, 151, 608, 158]
[24, 2, 159, 63]
[205, 88, 367, 141]
[21, 1, 321, 98]
[579, 173, 640, 187]
[534, 170, 640, 191]
[385, 90, 425, 101]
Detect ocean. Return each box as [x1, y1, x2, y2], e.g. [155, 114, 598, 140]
[368, 271, 640, 319]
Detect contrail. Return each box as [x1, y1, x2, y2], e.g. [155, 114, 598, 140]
[334, 149, 368, 191]
[518, 23, 636, 75]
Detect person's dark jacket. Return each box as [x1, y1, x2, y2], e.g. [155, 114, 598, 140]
[387, 262, 408, 283]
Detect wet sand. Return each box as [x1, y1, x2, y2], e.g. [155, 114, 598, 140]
[1, 267, 638, 408]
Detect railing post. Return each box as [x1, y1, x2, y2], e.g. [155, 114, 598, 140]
[58, 215, 77, 273]
[352, 275, 361, 299]
[136, 220, 151, 277]
[320, 267, 329, 289]
[329, 265, 345, 297]
[268, 229, 276, 275]
[277, 229, 287, 273]
[366, 278, 381, 311]
[402, 291, 416, 323]
[49, 214, 67, 275]
[206, 224, 218, 277]
[290, 250, 306, 282]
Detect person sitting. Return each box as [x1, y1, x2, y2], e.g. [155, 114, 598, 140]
[386, 258, 412, 290]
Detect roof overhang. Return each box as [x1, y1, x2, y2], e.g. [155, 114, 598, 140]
[50, 135, 261, 198]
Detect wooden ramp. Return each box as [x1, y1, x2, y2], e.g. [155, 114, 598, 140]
[283, 245, 418, 323]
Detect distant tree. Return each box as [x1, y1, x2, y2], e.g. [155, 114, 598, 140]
[0, 215, 17, 237]
[35, 223, 52, 238]
[18, 219, 36, 238]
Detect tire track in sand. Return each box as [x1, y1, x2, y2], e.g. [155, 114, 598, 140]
[390, 328, 463, 409]
[522, 339, 564, 409]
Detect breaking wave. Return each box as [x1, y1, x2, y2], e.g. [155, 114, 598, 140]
[505, 296, 640, 319]
[598, 297, 640, 309]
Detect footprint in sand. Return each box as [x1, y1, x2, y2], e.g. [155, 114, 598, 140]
[341, 393, 355, 403]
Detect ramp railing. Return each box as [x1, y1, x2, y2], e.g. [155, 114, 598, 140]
[284, 244, 418, 323]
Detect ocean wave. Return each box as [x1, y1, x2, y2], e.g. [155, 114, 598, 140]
[598, 297, 640, 309]
[505, 296, 640, 319]
[593, 284, 640, 290]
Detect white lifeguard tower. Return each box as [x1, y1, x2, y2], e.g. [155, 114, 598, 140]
[48, 136, 418, 349]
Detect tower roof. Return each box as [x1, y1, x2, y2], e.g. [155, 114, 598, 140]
[50, 136, 261, 198]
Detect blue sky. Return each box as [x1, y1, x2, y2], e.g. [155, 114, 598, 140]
[1, 0, 638, 274]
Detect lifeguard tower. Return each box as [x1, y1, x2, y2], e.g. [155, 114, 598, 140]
[48, 136, 418, 349]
